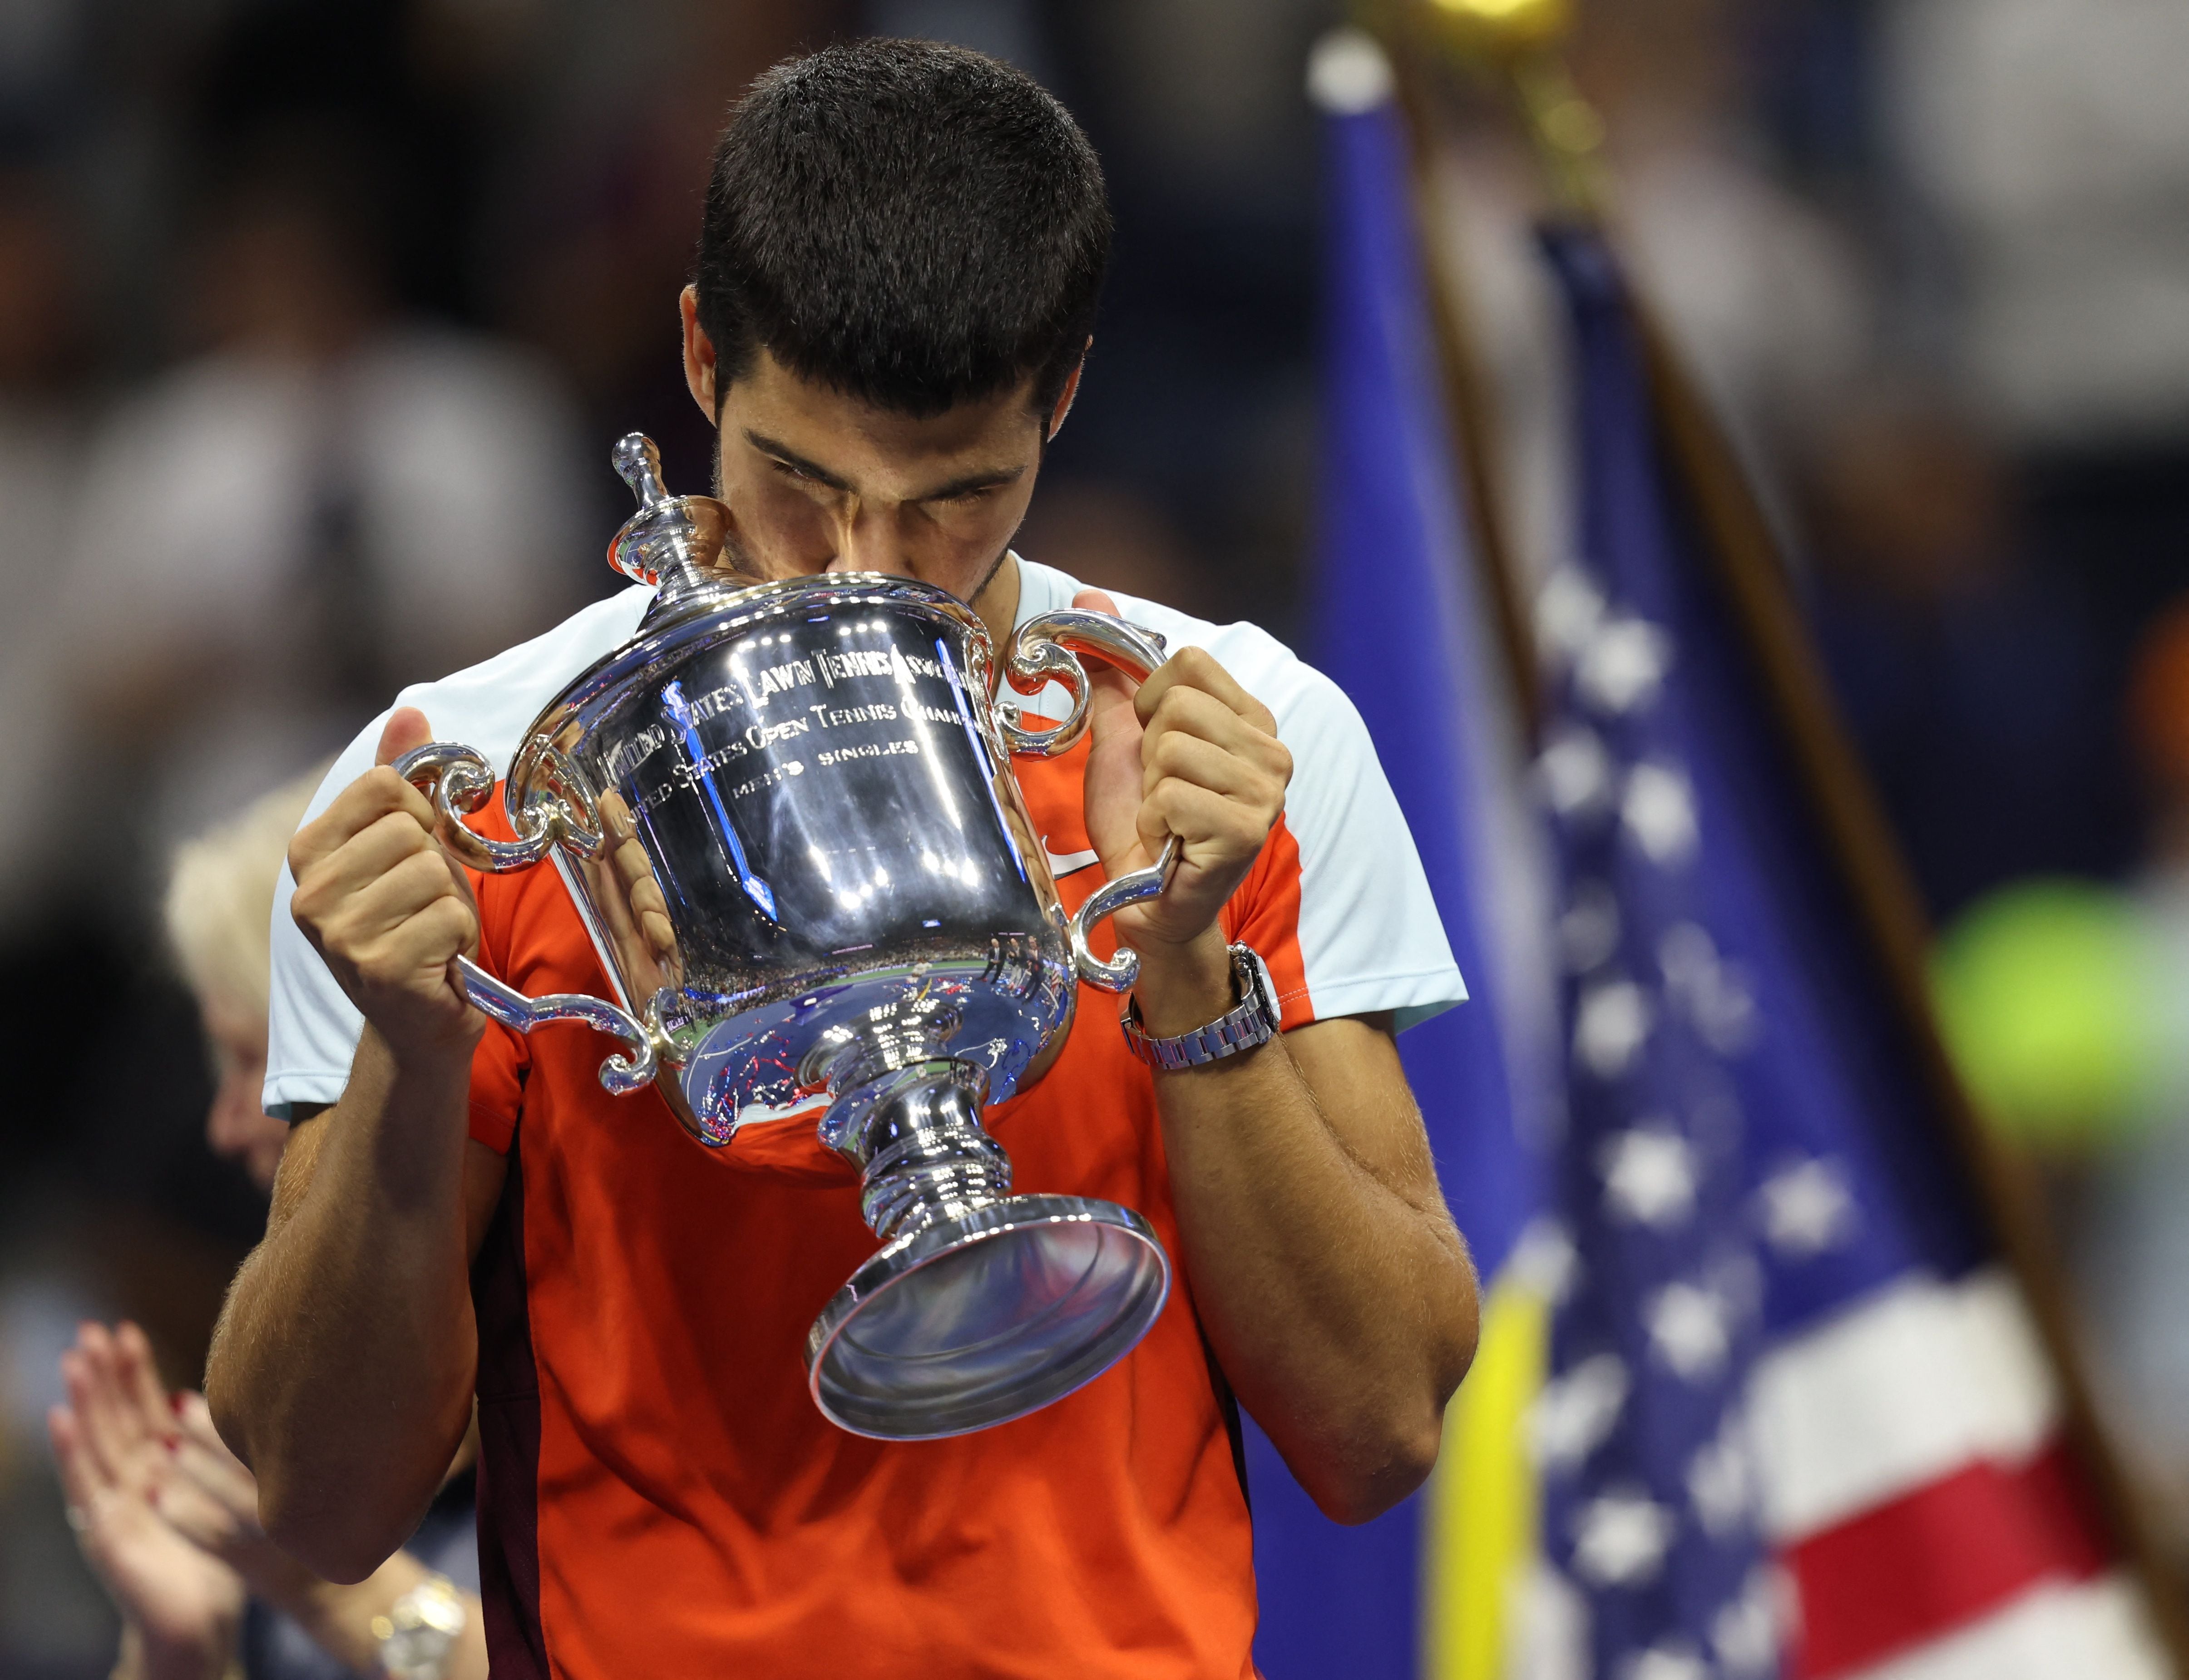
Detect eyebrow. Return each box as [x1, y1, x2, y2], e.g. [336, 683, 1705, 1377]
[743, 430, 1027, 503]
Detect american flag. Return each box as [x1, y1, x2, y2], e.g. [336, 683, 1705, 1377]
[1525, 225, 2169, 1680]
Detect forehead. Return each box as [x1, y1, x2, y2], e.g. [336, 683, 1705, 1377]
[726, 350, 1043, 483]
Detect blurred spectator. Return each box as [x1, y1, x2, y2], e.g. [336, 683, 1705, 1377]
[0, 167, 91, 943]
[50, 1320, 486, 1680]
[1574, 0, 1874, 521]
[165, 766, 331, 1196]
[2067, 603, 2189, 1562]
[36, 769, 488, 1680]
[69, 125, 592, 878]
[1802, 395, 2129, 914]
[1884, 0, 2189, 445]
[1883, 0, 2189, 887]
[1428, 0, 1875, 597]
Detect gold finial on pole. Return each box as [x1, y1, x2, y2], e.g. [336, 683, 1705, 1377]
[1419, 0, 1606, 219]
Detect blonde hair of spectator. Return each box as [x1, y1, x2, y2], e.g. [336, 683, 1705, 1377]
[165, 766, 327, 1024]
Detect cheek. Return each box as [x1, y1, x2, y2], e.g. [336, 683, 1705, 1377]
[919, 486, 1035, 592]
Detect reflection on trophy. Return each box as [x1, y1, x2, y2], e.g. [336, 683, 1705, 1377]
[396, 435, 1175, 1439]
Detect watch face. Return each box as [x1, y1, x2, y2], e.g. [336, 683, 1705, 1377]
[1240, 948, 1280, 1028]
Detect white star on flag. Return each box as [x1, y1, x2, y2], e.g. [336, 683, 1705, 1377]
[1599, 1126, 1699, 1229]
[1621, 1641, 1709, 1680]
[1757, 1156, 1857, 1258]
[1541, 723, 1617, 820]
[1686, 1413, 1757, 1538]
[1712, 1568, 1783, 1679]
[1658, 922, 1759, 1054]
[1622, 761, 1700, 866]
[1560, 878, 1623, 974]
[1571, 1487, 1680, 1587]
[1645, 1281, 1734, 1382]
[1508, 1219, 1582, 1306]
[1575, 978, 1653, 1078]
[1532, 1353, 1629, 1471]
[1577, 614, 1674, 716]
[1536, 566, 1606, 665]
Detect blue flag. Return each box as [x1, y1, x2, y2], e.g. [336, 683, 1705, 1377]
[1245, 32, 1542, 1678]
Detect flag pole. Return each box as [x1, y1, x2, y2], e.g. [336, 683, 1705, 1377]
[1393, 3, 2189, 1663]
[1349, 0, 1543, 734]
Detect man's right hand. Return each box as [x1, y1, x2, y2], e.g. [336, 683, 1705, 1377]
[287, 707, 484, 1065]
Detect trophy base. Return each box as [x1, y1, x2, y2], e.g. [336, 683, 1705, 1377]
[805, 1194, 1170, 1440]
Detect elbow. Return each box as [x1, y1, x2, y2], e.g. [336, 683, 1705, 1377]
[207, 1380, 407, 1586]
[1303, 1319, 1482, 1527]
[257, 1478, 406, 1585]
[1300, 1395, 1454, 1526]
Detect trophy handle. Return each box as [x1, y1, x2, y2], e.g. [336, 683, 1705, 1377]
[452, 954, 659, 1094]
[1066, 835, 1181, 993]
[998, 608, 1169, 759]
[393, 741, 657, 1094]
[998, 611, 1184, 994]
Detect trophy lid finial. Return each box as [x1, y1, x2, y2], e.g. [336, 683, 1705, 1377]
[606, 433, 733, 602]
[613, 433, 669, 510]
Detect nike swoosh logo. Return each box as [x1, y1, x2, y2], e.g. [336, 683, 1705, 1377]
[1043, 843, 1102, 877]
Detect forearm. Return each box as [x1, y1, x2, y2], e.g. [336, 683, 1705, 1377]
[1138, 942, 1479, 1522]
[207, 1029, 479, 1580]
[114, 1622, 240, 1680]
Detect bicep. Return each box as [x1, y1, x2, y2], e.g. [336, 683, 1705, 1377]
[1283, 1014, 1461, 1233]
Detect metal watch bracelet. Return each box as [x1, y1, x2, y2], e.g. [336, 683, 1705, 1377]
[373, 1573, 466, 1680]
[1120, 944, 1282, 1071]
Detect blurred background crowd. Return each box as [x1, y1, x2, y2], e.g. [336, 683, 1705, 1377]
[1, 0, 2187, 1671]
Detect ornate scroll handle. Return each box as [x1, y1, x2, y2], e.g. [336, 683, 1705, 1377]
[393, 741, 603, 874]
[997, 608, 1169, 758]
[998, 610, 1181, 994]
[392, 741, 655, 1093]
[456, 958, 659, 1094]
[1068, 836, 1182, 994]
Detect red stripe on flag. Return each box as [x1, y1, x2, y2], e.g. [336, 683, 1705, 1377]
[1787, 1436, 2110, 1678]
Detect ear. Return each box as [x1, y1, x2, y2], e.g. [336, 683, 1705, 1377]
[680, 286, 718, 423]
[1046, 339, 1091, 443]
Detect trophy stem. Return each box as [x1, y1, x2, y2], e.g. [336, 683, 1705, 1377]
[840, 1058, 1011, 1241]
[802, 1002, 1173, 1441]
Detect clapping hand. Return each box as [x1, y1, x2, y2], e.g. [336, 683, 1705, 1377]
[48, 1322, 245, 1673]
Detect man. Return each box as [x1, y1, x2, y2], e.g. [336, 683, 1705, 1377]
[209, 40, 1480, 1677]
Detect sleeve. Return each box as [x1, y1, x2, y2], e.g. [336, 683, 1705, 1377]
[1227, 663, 1468, 1034]
[262, 732, 382, 1120]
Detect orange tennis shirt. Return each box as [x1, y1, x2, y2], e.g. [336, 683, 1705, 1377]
[265, 559, 1468, 1676]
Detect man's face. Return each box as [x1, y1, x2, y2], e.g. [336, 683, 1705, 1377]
[681, 288, 1078, 620]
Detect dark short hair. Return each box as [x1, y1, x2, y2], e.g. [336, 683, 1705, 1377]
[694, 39, 1110, 420]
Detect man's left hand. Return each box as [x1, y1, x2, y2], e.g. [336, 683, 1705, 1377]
[1075, 589, 1292, 968]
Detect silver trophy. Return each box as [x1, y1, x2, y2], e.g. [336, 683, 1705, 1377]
[396, 435, 1174, 1440]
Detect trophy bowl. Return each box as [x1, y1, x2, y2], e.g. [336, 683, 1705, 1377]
[395, 436, 1173, 1439]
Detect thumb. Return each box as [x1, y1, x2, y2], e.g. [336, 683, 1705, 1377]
[375, 706, 434, 769]
[1070, 589, 1135, 713]
[1072, 587, 1120, 618]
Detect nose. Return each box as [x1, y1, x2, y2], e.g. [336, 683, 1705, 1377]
[826, 506, 918, 580]
[206, 1064, 261, 1158]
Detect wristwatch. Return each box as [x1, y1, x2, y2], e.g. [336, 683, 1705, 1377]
[372, 1574, 467, 1680]
[1120, 943, 1283, 1070]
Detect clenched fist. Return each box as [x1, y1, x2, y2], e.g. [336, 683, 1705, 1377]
[1075, 589, 1293, 962]
[287, 707, 484, 1067]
